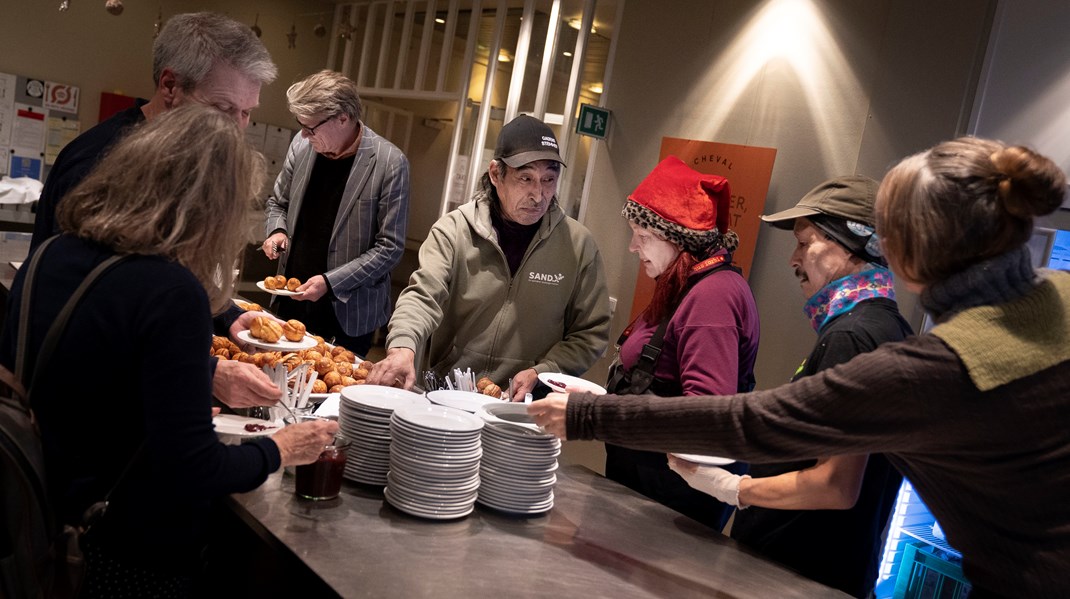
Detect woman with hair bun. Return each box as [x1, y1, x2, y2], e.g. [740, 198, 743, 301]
[530, 136, 1070, 597]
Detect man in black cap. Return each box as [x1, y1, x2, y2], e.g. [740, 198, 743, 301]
[668, 175, 913, 597]
[368, 115, 611, 399]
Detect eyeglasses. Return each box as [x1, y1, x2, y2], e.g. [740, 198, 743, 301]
[297, 115, 333, 136]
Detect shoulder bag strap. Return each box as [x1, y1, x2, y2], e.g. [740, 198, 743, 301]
[12, 236, 58, 391]
[25, 252, 127, 399]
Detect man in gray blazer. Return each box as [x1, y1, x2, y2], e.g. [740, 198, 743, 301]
[263, 70, 410, 355]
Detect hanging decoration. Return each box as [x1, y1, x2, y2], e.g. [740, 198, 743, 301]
[338, 22, 354, 41]
[287, 23, 298, 49]
[250, 13, 262, 38]
[105, 0, 123, 15]
[154, 7, 163, 38]
[314, 22, 327, 37]
[59, 0, 70, 10]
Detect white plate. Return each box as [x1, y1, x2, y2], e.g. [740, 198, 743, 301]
[341, 385, 428, 412]
[236, 329, 317, 352]
[476, 403, 543, 432]
[313, 393, 341, 418]
[256, 280, 304, 296]
[393, 405, 485, 434]
[671, 453, 735, 466]
[426, 389, 505, 413]
[537, 372, 607, 395]
[212, 414, 282, 437]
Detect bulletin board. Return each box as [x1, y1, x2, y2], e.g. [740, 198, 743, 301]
[628, 137, 777, 323]
[0, 71, 81, 181]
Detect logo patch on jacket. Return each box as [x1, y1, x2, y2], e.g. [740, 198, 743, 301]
[528, 271, 565, 285]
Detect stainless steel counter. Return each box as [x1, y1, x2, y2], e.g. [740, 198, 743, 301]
[220, 465, 848, 598]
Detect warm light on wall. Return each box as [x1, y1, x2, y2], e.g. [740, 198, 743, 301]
[589, 83, 603, 94]
[567, 18, 596, 34]
[498, 51, 512, 63]
[685, 0, 863, 174]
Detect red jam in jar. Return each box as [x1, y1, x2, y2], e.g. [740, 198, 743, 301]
[295, 438, 349, 500]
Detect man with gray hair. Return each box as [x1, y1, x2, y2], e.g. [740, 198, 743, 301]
[29, 12, 280, 409]
[262, 70, 410, 356]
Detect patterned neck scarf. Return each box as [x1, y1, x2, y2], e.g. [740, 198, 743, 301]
[803, 267, 896, 332]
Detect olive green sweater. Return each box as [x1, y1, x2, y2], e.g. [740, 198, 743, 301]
[387, 188, 611, 385]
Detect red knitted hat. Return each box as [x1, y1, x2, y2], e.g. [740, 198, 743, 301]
[622, 155, 736, 254]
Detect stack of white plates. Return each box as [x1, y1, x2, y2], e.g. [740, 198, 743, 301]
[385, 404, 484, 519]
[339, 385, 429, 485]
[475, 405, 560, 515]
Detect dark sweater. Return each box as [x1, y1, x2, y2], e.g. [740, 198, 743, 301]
[566, 272, 1070, 598]
[0, 236, 281, 570]
[730, 298, 911, 597]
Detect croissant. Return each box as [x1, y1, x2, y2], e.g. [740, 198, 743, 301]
[482, 383, 502, 398]
[281, 319, 306, 342]
[286, 277, 301, 292]
[250, 316, 283, 343]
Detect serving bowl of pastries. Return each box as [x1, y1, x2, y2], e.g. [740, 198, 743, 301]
[211, 333, 374, 395]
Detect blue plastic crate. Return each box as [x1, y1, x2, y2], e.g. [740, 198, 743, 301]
[893, 542, 971, 599]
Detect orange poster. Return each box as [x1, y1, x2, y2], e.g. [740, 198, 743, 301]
[629, 137, 777, 323]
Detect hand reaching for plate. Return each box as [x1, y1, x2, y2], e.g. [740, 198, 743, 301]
[527, 393, 569, 439]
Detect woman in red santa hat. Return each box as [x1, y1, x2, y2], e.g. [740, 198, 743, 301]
[604, 155, 760, 531]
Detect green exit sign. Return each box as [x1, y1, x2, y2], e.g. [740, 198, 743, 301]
[576, 104, 610, 139]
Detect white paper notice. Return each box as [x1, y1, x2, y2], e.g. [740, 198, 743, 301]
[0, 73, 15, 147]
[12, 104, 45, 155]
[44, 82, 79, 113]
[45, 116, 80, 165]
[244, 121, 267, 152]
[0, 149, 9, 176]
[263, 126, 294, 163]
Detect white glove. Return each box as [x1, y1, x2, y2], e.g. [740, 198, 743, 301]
[668, 455, 749, 508]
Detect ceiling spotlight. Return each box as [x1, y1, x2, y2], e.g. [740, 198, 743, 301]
[435, 17, 445, 24]
[562, 51, 573, 57]
[588, 83, 603, 94]
[497, 51, 512, 63]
